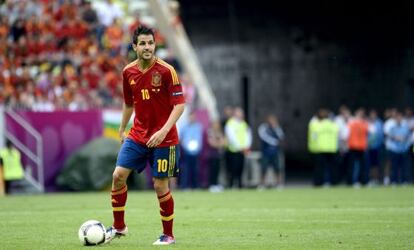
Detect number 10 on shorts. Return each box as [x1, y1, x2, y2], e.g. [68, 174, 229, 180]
[157, 159, 168, 173]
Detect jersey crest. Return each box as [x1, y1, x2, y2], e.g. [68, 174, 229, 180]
[151, 71, 162, 87]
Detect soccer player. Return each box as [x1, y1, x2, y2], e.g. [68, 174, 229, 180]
[105, 26, 185, 245]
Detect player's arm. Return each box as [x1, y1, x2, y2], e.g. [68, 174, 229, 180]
[147, 103, 185, 148]
[119, 70, 134, 143]
[119, 103, 134, 143]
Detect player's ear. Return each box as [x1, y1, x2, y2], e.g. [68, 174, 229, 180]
[132, 44, 137, 51]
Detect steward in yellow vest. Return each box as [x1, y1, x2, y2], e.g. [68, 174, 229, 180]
[307, 109, 339, 186]
[308, 115, 339, 153]
[224, 107, 252, 188]
[0, 140, 24, 194]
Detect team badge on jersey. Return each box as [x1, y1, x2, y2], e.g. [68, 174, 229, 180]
[151, 71, 162, 87]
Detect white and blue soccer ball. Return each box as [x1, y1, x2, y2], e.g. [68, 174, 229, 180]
[78, 220, 106, 246]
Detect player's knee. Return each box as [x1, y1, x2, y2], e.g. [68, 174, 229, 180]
[153, 181, 162, 192]
[112, 171, 127, 186]
[153, 179, 168, 194]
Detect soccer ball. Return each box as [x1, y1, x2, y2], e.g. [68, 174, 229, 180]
[78, 220, 106, 246]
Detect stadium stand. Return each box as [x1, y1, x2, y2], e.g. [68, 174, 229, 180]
[0, 0, 198, 112]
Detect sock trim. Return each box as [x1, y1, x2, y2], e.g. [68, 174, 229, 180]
[158, 190, 170, 199]
[112, 185, 127, 195]
[113, 206, 125, 211]
[161, 214, 174, 221]
[159, 193, 172, 203]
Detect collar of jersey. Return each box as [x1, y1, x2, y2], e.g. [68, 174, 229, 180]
[137, 57, 158, 73]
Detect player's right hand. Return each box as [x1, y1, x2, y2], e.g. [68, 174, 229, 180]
[119, 130, 127, 144]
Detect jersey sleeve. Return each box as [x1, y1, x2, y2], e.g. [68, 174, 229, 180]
[122, 70, 133, 106]
[165, 67, 185, 105]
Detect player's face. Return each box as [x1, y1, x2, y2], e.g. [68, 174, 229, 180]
[133, 34, 156, 61]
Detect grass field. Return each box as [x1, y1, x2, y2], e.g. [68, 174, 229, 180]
[1, 186, 414, 249]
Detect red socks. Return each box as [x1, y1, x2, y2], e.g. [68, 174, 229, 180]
[111, 186, 174, 237]
[111, 185, 127, 230]
[158, 190, 174, 237]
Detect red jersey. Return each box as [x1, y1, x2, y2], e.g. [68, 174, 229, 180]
[122, 58, 185, 147]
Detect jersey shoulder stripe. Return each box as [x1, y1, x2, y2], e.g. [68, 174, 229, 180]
[123, 59, 139, 72]
[157, 59, 180, 85]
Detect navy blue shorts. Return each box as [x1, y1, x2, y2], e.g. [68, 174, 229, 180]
[116, 138, 180, 178]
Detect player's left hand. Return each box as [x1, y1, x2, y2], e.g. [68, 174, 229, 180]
[147, 129, 168, 148]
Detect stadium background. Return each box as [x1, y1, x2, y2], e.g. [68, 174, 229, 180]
[179, 0, 414, 174]
[0, 0, 413, 192]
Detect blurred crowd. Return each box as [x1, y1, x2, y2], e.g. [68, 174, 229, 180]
[0, 0, 191, 111]
[308, 106, 414, 187]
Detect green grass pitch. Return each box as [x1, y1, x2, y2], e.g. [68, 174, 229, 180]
[1, 186, 414, 249]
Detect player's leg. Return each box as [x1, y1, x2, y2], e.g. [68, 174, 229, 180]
[105, 166, 131, 243]
[152, 178, 176, 245]
[111, 166, 132, 231]
[152, 145, 179, 245]
[106, 138, 148, 243]
[154, 178, 174, 234]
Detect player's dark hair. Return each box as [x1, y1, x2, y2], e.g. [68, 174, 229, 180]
[132, 26, 155, 45]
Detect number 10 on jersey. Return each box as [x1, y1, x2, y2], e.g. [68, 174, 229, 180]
[141, 89, 150, 100]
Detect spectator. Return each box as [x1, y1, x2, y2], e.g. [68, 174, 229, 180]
[367, 109, 384, 186]
[10, 18, 26, 42]
[179, 111, 203, 189]
[383, 108, 397, 185]
[103, 18, 124, 55]
[0, 1, 15, 25]
[93, 0, 124, 27]
[0, 16, 9, 38]
[257, 114, 285, 189]
[221, 105, 234, 129]
[81, 1, 99, 27]
[388, 111, 411, 184]
[334, 105, 351, 184]
[347, 108, 370, 186]
[224, 107, 252, 188]
[404, 108, 414, 182]
[206, 121, 226, 193]
[308, 109, 339, 186]
[220, 105, 233, 187]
